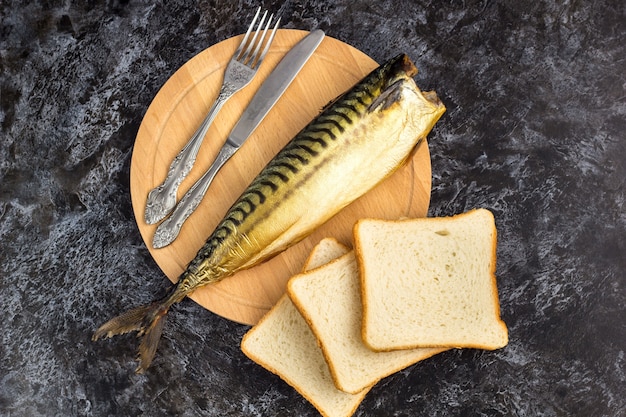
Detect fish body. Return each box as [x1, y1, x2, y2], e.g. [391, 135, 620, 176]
[93, 53, 446, 373]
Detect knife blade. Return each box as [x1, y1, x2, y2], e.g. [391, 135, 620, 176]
[152, 29, 325, 249]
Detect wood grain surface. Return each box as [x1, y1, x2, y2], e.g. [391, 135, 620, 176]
[130, 29, 432, 325]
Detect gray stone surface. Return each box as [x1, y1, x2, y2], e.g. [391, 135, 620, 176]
[1, 0, 624, 416]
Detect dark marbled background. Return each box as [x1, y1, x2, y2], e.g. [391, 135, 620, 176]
[1, 0, 624, 416]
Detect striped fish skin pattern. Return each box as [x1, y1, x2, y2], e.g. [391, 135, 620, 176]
[92, 53, 446, 373]
[182, 53, 444, 288]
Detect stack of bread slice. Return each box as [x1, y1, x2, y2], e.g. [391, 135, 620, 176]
[241, 208, 508, 417]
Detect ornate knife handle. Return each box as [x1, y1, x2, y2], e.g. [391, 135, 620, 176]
[152, 142, 238, 249]
[144, 84, 237, 225]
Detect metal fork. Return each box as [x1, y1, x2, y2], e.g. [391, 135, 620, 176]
[144, 7, 280, 225]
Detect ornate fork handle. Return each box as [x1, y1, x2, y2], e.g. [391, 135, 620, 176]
[144, 7, 278, 225]
[152, 141, 238, 249]
[144, 81, 238, 225]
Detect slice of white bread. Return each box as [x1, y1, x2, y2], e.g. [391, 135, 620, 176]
[241, 238, 367, 417]
[288, 251, 447, 394]
[354, 208, 508, 352]
[302, 237, 351, 271]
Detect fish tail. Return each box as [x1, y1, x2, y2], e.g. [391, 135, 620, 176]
[92, 288, 184, 373]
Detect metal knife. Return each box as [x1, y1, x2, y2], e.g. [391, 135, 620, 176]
[152, 29, 325, 249]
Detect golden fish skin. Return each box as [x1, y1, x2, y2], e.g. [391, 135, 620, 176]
[93, 53, 446, 373]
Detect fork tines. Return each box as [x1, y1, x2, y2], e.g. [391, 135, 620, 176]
[234, 7, 281, 69]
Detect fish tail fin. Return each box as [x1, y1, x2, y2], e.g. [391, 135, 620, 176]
[92, 297, 171, 374]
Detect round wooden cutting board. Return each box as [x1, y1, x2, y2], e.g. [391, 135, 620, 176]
[130, 29, 432, 325]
